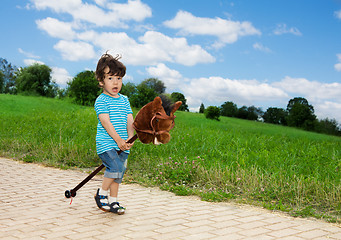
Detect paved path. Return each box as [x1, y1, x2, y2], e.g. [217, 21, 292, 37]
[1, 157, 340, 240]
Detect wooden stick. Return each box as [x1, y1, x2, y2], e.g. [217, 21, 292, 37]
[65, 134, 138, 198]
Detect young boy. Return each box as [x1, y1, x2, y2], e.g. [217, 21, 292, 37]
[94, 53, 134, 214]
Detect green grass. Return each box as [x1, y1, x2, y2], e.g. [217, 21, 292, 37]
[1, 94, 340, 222]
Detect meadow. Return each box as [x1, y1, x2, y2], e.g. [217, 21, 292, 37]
[1, 94, 340, 222]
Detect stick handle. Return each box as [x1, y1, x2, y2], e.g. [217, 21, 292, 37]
[116, 134, 138, 155]
[66, 134, 139, 198]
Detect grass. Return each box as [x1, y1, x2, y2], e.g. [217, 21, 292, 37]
[1, 94, 340, 222]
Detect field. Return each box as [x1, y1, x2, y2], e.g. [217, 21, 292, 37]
[1, 94, 340, 222]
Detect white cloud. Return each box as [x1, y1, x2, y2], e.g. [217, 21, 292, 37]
[316, 101, 341, 120]
[79, 30, 215, 66]
[335, 10, 341, 19]
[272, 76, 341, 121]
[335, 54, 341, 71]
[36, 17, 76, 40]
[53, 40, 96, 61]
[30, 0, 82, 13]
[273, 23, 302, 36]
[31, 0, 151, 28]
[18, 48, 41, 59]
[163, 10, 261, 49]
[139, 31, 215, 66]
[273, 76, 341, 101]
[106, 0, 152, 22]
[31, 2, 213, 67]
[23, 59, 45, 66]
[181, 76, 288, 109]
[335, 63, 341, 72]
[51, 67, 72, 87]
[253, 42, 272, 53]
[177, 75, 341, 121]
[146, 63, 183, 90]
[94, 0, 107, 7]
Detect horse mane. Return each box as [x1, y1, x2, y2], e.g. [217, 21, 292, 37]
[159, 94, 174, 116]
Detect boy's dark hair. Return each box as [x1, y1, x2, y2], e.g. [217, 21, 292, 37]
[96, 52, 126, 84]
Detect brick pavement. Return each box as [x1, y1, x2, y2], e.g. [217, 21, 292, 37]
[1, 157, 340, 240]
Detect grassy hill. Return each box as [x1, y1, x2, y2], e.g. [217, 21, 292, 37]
[1, 94, 340, 222]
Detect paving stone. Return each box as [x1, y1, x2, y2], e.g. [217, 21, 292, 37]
[1, 157, 340, 240]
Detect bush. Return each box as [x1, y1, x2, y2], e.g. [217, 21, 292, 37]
[205, 106, 221, 120]
[67, 70, 100, 106]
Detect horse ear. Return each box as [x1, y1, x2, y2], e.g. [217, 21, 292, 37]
[152, 96, 162, 109]
[171, 101, 182, 115]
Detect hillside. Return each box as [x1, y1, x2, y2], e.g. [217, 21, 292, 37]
[0, 94, 340, 222]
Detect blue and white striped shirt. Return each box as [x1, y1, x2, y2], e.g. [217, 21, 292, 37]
[95, 93, 133, 155]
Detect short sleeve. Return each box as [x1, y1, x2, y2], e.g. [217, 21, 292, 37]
[123, 95, 133, 114]
[95, 96, 109, 116]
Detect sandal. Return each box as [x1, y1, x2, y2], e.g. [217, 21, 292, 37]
[94, 188, 110, 211]
[109, 202, 125, 215]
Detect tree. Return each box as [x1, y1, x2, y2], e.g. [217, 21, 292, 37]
[246, 106, 262, 121]
[236, 106, 248, 119]
[263, 107, 288, 125]
[129, 83, 158, 108]
[121, 82, 137, 98]
[67, 70, 99, 106]
[0, 71, 4, 93]
[140, 78, 165, 94]
[221, 101, 237, 117]
[315, 118, 341, 136]
[286, 97, 316, 130]
[0, 58, 17, 93]
[15, 63, 57, 97]
[171, 92, 189, 111]
[205, 106, 221, 121]
[199, 103, 205, 113]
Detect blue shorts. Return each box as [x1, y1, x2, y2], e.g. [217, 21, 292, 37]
[98, 149, 128, 184]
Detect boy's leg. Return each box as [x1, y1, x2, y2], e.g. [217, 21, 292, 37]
[108, 181, 125, 215]
[101, 177, 114, 191]
[94, 177, 115, 211]
[109, 181, 119, 198]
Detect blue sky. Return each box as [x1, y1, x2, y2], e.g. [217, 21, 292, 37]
[1, 0, 341, 122]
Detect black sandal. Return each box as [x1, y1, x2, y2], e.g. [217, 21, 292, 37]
[109, 202, 125, 215]
[94, 189, 109, 211]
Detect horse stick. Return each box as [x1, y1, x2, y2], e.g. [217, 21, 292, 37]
[65, 134, 138, 198]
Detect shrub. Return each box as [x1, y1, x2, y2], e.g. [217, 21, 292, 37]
[205, 106, 221, 120]
[67, 70, 100, 106]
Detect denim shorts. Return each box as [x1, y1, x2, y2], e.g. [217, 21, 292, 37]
[98, 148, 129, 184]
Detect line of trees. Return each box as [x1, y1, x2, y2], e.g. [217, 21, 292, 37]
[201, 98, 341, 136]
[1, 58, 60, 97]
[0, 58, 189, 111]
[1, 57, 340, 136]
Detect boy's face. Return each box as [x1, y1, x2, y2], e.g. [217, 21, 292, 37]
[100, 67, 123, 98]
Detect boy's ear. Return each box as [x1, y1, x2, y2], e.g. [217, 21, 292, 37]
[98, 80, 104, 87]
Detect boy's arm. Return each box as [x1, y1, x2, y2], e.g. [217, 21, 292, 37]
[98, 113, 127, 150]
[127, 113, 134, 139]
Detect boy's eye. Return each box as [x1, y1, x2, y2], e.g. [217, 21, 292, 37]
[108, 76, 122, 81]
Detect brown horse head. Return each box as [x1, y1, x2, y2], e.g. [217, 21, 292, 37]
[133, 96, 182, 145]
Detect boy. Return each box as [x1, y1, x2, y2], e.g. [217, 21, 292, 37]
[94, 53, 134, 214]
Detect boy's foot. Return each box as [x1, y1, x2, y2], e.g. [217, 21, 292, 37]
[109, 202, 125, 215]
[94, 188, 110, 211]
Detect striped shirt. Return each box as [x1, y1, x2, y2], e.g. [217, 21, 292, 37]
[95, 93, 133, 155]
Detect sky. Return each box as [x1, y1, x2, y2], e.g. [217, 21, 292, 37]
[1, 0, 341, 122]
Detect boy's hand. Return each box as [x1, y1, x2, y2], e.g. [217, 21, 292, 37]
[125, 141, 134, 150]
[117, 138, 127, 151]
[117, 138, 134, 151]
